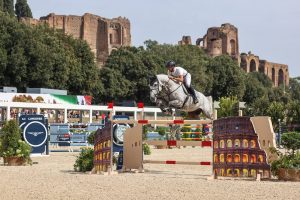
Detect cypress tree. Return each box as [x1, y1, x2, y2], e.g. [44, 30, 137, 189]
[3, 0, 14, 16]
[15, 0, 32, 19]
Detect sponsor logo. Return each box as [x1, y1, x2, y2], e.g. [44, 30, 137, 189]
[27, 131, 44, 137]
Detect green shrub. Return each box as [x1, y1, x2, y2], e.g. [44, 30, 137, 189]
[0, 120, 32, 164]
[87, 131, 96, 145]
[270, 132, 300, 176]
[74, 147, 94, 172]
[143, 143, 151, 155]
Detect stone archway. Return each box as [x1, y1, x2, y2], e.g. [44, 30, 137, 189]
[278, 69, 284, 86]
[240, 56, 248, 72]
[272, 68, 275, 84]
[250, 59, 256, 72]
[230, 39, 236, 56]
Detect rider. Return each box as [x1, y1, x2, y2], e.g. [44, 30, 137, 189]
[166, 60, 199, 104]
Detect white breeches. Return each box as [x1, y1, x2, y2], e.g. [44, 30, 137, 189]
[184, 73, 191, 88]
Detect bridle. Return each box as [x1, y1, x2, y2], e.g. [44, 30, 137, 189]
[150, 77, 184, 101]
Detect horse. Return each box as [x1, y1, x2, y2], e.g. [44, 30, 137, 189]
[149, 74, 214, 119]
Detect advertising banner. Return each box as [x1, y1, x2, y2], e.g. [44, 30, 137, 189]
[0, 92, 92, 105]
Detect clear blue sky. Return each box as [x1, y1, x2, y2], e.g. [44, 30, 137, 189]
[28, 0, 300, 77]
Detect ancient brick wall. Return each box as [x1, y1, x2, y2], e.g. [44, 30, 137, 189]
[26, 13, 131, 67]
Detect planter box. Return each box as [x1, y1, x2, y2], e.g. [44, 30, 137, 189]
[278, 168, 300, 181]
[5, 156, 26, 166]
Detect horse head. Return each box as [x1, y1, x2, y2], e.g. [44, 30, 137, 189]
[149, 75, 161, 103]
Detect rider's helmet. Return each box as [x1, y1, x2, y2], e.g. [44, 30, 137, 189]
[165, 60, 176, 68]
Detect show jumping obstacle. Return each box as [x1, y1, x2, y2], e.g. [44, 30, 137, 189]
[93, 103, 214, 174]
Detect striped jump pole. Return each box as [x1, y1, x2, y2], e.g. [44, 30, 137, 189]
[143, 160, 211, 166]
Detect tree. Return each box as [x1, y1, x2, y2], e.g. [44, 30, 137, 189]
[218, 96, 239, 118]
[288, 77, 300, 101]
[206, 55, 245, 100]
[243, 73, 268, 104]
[267, 101, 286, 129]
[15, 0, 32, 19]
[3, 0, 14, 16]
[281, 132, 300, 155]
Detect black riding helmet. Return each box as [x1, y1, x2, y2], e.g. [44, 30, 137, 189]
[165, 60, 176, 68]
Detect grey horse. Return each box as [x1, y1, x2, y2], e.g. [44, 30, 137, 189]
[149, 74, 213, 119]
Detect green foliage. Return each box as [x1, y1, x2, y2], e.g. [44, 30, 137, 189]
[286, 100, 300, 126]
[288, 77, 300, 101]
[271, 152, 300, 176]
[3, 0, 14, 16]
[270, 132, 300, 176]
[87, 131, 96, 145]
[0, 12, 102, 97]
[218, 96, 239, 117]
[0, 120, 32, 164]
[74, 147, 94, 172]
[156, 126, 168, 137]
[15, 0, 32, 19]
[267, 101, 285, 128]
[281, 132, 300, 155]
[0, 0, 3, 11]
[243, 72, 271, 104]
[143, 143, 151, 155]
[206, 55, 245, 100]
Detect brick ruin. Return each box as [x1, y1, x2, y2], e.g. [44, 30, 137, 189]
[179, 23, 289, 87]
[22, 13, 131, 67]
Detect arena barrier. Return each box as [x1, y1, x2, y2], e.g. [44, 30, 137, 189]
[121, 119, 213, 172]
[93, 103, 213, 174]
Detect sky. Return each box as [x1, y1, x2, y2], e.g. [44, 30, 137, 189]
[27, 0, 300, 77]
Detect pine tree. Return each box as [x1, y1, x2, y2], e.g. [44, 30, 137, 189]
[3, 0, 14, 16]
[15, 0, 32, 19]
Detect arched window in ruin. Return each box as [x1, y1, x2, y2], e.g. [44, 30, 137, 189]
[258, 155, 264, 163]
[220, 154, 225, 163]
[214, 141, 219, 149]
[220, 169, 225, 176]
[234, 154, 240, 163]
[272, 68, 275, 83]
[250, 140, 256, 148]
[243, 169, 249, 177]
[278, 69, 284, 86]
[234, 139, 240, 147]
[251, 154, 256, 163]
[230, 39, 236, 55]
[242, 154, 248, 163]
[227, 154, 233, 163]
[259, 63, 265, 73]
[243, 139, 249, 148]
[220, 140, 225, 148]
[214, 154, 219, 163]
[227, 140, 232, 148]
[234, 169, 240, 176]
[227, 169, 232, 176]
[250, 59, 257, 72]
[250, 169, 256, 177]
[240, 56, 247, 72]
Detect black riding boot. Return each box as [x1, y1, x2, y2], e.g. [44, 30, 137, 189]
[187, 86, 198, 104]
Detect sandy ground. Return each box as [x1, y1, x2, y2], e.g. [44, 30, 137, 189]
[0, 147, 300, 200]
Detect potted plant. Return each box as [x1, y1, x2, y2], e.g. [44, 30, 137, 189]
[270, 132, 300, 181]
[0, 120, 32, 166]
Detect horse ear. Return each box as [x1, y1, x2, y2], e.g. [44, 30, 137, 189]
[148, 75, 157, 85]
